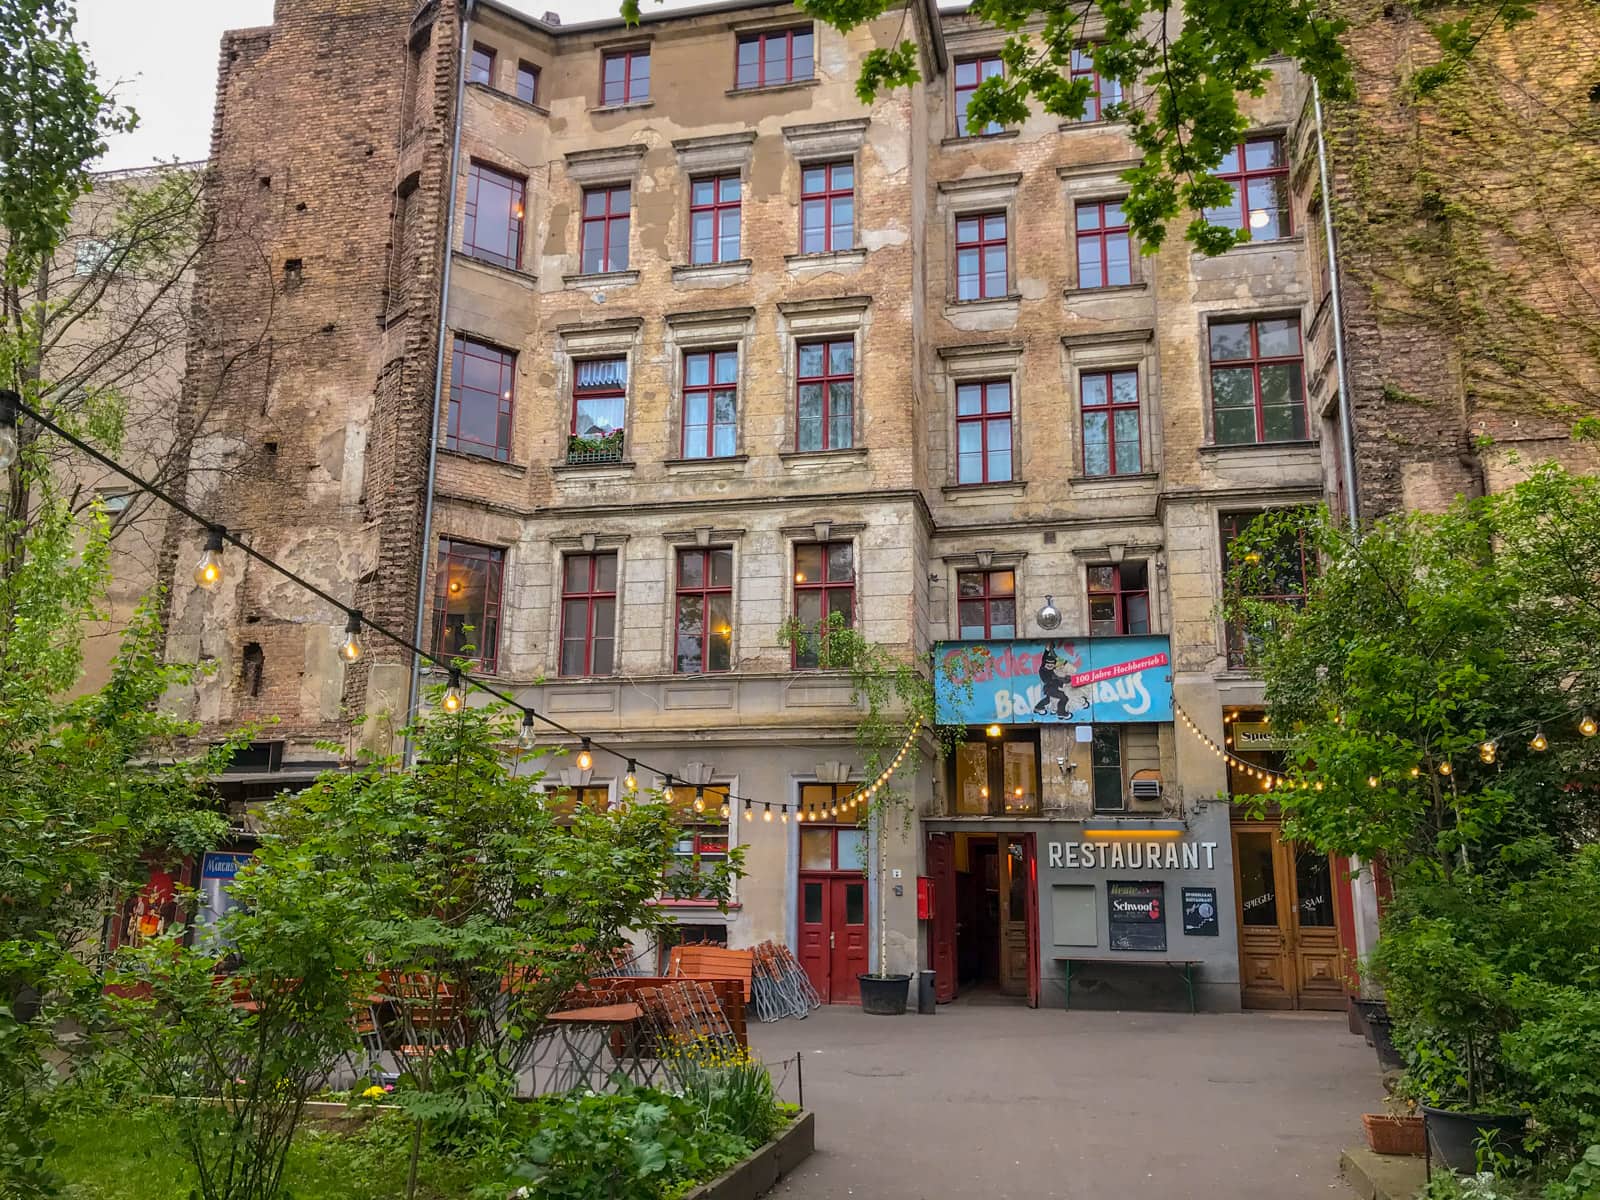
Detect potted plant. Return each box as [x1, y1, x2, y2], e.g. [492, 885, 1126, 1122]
[1362, 1080, 1425, 1156]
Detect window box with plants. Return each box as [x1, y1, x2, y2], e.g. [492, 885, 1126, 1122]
[567, 429, 625, 465]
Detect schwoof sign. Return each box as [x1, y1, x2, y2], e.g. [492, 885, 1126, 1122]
[934, 636, 1174, 726]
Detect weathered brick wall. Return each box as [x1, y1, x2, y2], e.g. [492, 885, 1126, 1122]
[1316, 0, 1600, 518]
[163, 0, 451, 751]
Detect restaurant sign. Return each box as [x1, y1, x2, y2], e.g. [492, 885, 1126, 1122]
[934, 636, 1173, 726]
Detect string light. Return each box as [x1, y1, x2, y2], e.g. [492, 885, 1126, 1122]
[719, 800, 730, 820]
[1438, 761, 1453, 776]
[742, 802, 752, 821]
[1367, 775, 1379, 788]
[1479, 740, 1497, 764]
[693, 787, 705, 814]
[440, 669, 464, 714]
[663, 775, 675, 804]
[624, 761, 638, 792]
[519, 710, 537, 749]
[1581, 714, 1598, 738]
[763, 804, 773, 822]
[1530, 730, 1548, 752]
[577, 738, 593, 771]
[193, 527, 225, 590]
[340, 610, 363, 662]
[780, 809, 789, 823]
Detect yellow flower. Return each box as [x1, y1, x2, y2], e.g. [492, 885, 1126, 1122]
[361, 1085, 387, 1100]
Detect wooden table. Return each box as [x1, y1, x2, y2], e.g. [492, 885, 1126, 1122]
[1053, 957, 1204, 1013]
[544, 1003, 645, 1091]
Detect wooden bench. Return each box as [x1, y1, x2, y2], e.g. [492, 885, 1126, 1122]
[1052, 956, 1204, 1013]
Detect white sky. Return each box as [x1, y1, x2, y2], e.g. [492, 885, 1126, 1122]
[80, 0, 690, 170]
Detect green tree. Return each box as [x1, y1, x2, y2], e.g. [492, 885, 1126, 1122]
[1226, 467, 1600, 880]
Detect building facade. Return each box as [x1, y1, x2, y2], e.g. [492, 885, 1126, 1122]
[166, 0, 1361, 1011]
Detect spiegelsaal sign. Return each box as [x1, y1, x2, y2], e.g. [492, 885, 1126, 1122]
[934, 636, 1174, 726]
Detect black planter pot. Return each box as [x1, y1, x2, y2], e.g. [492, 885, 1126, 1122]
[1422, 1106, 1526, 1173]
[1352, 997, 1388, 1044]
[858, 974, 910, 1016]
[1367, 1014, 1405, 1070]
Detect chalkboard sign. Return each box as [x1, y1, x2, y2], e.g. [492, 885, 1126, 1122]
[1108, 881, 1166, 952]
[1182, 886, 1220, 937]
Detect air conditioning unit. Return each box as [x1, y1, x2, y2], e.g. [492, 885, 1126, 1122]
[1129, 777, 1163, 803]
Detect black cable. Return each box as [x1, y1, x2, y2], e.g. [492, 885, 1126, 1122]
[8, 394, 925, 811]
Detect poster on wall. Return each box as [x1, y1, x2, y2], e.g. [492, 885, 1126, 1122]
[1108, 881, 1167, 952]
[1182, 886, 1220, 936]
[933, 636, 1173, 726]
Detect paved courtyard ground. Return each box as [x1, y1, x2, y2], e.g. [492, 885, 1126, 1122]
[750, 1002, 1377, 1200]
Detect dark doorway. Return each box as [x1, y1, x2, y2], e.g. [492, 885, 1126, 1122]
[940, 831, 1036, 1004]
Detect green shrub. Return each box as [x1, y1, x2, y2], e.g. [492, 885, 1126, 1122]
[1503, 986, 1600, 1156]
[507, 1087, 750, 1200]
[663, 1042, 786, 1148]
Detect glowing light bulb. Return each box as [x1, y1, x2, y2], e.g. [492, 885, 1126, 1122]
[1410, 766, 1421, 778]
[340, 610, 363, 662]
[663, 777, 676, 804]
[1581, 715, 1598, 738]
[719, 801, 730, 820]
[1479, 741, 1497, 763]
[743, 804, 753, 821]
[577, 738, 593, 771]
[624, 761, 638, 792]
[763, 805, 773, 822]
[193, 528, 225, 590]
[441, 670, 464, 713]
[1367, 776, 1379, 788]
[693, 788, 706, 814]
[986, 723, 1002, 737]
[794, 570, 806, 583]
[519, 711, 537, 748]
[1530, 730, 1548, 752]
[1014, 786, 1024, 798]
[1438, 761, 1453, 776]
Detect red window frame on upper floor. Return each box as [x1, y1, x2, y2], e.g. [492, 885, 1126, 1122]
[681, 349, 739, 459]
[955, 211, 1008, 301]
[794, 339, 854, 452]
[431, 538, 504, 673]
[956, 568, 1018, 639]
[1080, 368, 1142, 477]
[1075, 199, 1131, 289]
[1086, 561, 1151, 637]
[1069, 47, 1122, 121]
[791, 542, 854, 669]
[1208, 317, 1306, 446]
[675, 547, 734, 674]
[559, 551, 618, 677]
[799, 161, 854, 254]
[689, 175, 741, 265]
[515, 61, 540, 104]
[580, 184, 631, 274]
[469, 43, 496, 86]
[462, 161, 525, 270]
[954, 378, 1013, 485]
[953, 55, 1003, 136]
[735, 27, 814, 88]
[1206, 135, 1291, 241]
[601, 48, 651, 105]
[447, 335, 514, 462]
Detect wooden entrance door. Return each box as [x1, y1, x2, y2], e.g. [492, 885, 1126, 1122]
[997, 834, 1033, 999]
[926, 833, 958, 1003]
[797, 872, 870, 1004]
[1233, 824, 1346, 1010]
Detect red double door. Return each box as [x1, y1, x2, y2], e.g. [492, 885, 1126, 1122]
[797, 874, 870, 1004]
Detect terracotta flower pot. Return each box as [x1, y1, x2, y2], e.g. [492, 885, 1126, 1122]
[1362, 1113, 1425, 1157]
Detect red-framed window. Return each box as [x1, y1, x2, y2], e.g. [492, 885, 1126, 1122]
[1081, 368, 1141, 476]
[957, 568, 1017, 639]
[800, 161, 853, 254]
[792, 542, 854, 669]
[689, 175, 741, 264]
[1209, 317, 1305, 445]
[469, 43, 496, 86]
[560, 551, 618, 676]
[675, 547, 733, 674]
[447, 336, 514, 461]
[953, 55, 1003, 136]
[1087, 561, 1150, 636]
[1069, 47, 1122, 121]
[432, 538, 504, 672]
[682, 349, 738, 459]
[1221, 511, 1314, 669]
[462, 162, 525, 270]
[601, 48, 650, 105]
[955, 211, 1007, 301]
[669, 784, 730, 899]
[515, 61, 540, 104]
[1206, 135, 1290, 241]
[580, 185, 630, 274]
[954, 379, 1013, 484]
[571, 357, 627, 464]
[795, 339, 854, 452]
[735, 27, 814, 88]
[1075, 200, 1131, 288]
[799, 784, 867, 862]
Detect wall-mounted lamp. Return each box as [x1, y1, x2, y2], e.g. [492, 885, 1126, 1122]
[1037, 595, 1061, 631]
[1055, 754, 1075, 779]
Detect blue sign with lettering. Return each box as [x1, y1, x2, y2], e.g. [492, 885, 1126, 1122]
[934, 636, 1174, 726]
[201, 852, 253, 881]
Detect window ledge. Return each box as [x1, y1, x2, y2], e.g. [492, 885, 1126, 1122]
[1198, 439, 1317, 456]
[785, 248, 866, 272]
[671, 258, 752, 283]
[589, 100, 655, 114]
[941, 129, 1020, 148]
[1066, 470, 1158, 485]
[563, 269, 640, 290]
[941, 480, 1027, 499]
[468, 81, 549, 118]
[1058, 117, 1129, 132]
[945, 293, 1022, 315]
[454, 250, 538, 289]
[1195, 233, 1305, 256]
[440, 447, 525, 475]
[1064, 281, 1149, 299]
[778, 447, 868, 467]
[550, 459, 638, 476]
[727, 78, 819, 98]
[663, 454, 749, 471]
